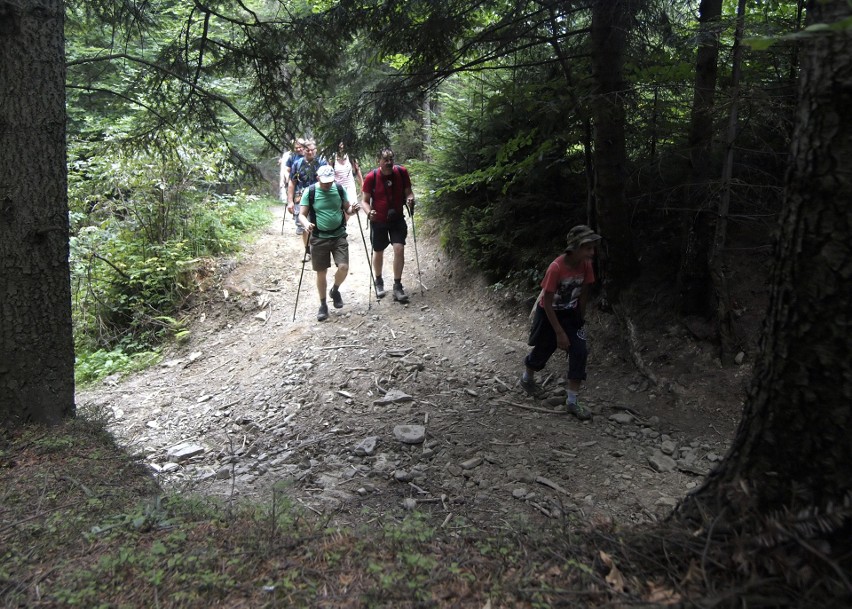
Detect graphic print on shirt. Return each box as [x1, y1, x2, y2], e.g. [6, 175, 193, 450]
[553, 275, 584, 310]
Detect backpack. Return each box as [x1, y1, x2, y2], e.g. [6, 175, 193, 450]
[366, 166, 405, 208]
[305, 183, 347, 238]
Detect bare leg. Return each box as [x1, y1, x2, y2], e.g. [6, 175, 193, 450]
[315, 268, 327, 300]
[372, 249, 384, 279]
[392, 243, 405, 281]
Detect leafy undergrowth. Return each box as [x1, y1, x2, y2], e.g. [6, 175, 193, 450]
[1, 415, 847, 608]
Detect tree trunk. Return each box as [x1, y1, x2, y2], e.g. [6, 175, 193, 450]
[677, 0, 723, 317]
[0, 0, 75, 426]
[708, 0, 747, 366]
[590, 0, 641, 300]
[685, 0, 852, 515]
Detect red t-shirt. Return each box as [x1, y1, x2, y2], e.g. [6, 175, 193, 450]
[362, 165, 411, 223]
[539, 256, 595, 311]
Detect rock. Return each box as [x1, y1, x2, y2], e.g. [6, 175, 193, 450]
[735, 351, 745, 365]
[393, 424, 426, 444]
[166, 442, 205, 462]
[354, 436, 378, 456]
[460, 457, 483, 470]
[648, 451, 677, 473]
[215, 466, 232, 479]
[402, 498, 418, 511]
[706, 452, 721, 462]
[512, 487, 529, 499]
[609, 412, 635, 425]
[374, 389, 413, 405]
[660, 440, 677, 455]
[394, 470, 413, 482]
[655, 496, 678, 508]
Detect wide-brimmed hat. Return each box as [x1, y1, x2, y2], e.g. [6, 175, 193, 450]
[564, 225, 602, 252]
[317, 165, 335, 184]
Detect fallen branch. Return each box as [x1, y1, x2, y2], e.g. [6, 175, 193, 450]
[496, 399, 564, 414]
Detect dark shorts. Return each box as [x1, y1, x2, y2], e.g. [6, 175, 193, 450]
[524, 306, 588, 381]
[370, 218, 407, 251]
[309, 234, 349, 271]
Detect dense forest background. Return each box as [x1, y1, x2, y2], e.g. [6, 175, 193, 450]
[64, 0, 806, 381]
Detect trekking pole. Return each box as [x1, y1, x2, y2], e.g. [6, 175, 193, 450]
[355, 211, 375, 310]
[406, 203, 424, 296]
[293, 248, 307, 321]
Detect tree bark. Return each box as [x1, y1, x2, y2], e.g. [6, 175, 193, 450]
[590, 0, 641, 300]
[0, 0, 75, 426]
[677, 0, 723, 317]
[686, 0, 852, 514]
[708, 0, 747, 366]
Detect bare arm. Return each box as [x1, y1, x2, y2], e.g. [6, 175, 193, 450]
[298, 202, 313, 233]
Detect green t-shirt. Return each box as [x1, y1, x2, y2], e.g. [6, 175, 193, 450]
[307, 185, 347, 238]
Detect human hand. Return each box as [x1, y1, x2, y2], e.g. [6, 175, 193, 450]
[368, 209, 377, 220]
[287, 203, 294, 215]
[406, 197, 415, 213]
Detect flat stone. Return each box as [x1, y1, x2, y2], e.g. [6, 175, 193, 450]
[375, 389, 414, 405]
[660, 440, 677, 455]
[166, 442, 205, 461]
[393, 424, 426, 444]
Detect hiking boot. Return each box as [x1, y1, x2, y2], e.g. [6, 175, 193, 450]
[329, 287, 343, 309]
[374, 277, 386, 298]
[317, 302, 329, 322]
[392, 281, 409, 303]
[565, 401, 592, 421]
[519, 376, 543, 396]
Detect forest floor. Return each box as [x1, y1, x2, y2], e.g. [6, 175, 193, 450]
[3, 204, 793, 608]
[77, 205, 759, 532]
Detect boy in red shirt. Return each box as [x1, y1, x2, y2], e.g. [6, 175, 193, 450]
[520, 225, 602, 420]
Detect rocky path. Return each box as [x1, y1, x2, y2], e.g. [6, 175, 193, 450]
[77, 206, 740, 529]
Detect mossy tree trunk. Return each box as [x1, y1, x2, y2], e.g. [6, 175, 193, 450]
[0, 0, 74, 426]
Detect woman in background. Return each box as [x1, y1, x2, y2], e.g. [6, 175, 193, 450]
[333, 141, 363, 206]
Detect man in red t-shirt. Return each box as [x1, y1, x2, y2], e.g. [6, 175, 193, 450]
[520, 225, 602, 420]
[360, 148, 415, 303]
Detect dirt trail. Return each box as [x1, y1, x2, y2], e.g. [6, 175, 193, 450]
[77, 206, 745, 529]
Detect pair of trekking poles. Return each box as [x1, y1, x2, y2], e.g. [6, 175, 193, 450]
[292, 204, 423, 321]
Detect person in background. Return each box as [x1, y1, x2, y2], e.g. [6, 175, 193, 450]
[520, 225, 602, 421]
[287, 139, 326, 260]
[333, 141, 363, 207]
[360, 148, 415, 303]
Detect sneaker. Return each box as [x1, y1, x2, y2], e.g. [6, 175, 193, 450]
[392, 282, 409, 303]
[317, 302, 329, 322]
[565, 401, 591, 421]
[374, 277, 386, 298]
[519, 376, 542, 396]
[329, 287, 343, 309]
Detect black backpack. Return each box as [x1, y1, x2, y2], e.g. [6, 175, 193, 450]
[305, 183, 347, 238]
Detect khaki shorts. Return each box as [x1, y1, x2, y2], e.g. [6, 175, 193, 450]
[309, 234, 349, 271]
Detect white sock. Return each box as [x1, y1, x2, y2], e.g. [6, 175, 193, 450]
[566, 390, 578, 404]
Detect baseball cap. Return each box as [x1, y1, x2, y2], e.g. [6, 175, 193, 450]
[317, 165, 335, 184]
[564, 225, 602, 252]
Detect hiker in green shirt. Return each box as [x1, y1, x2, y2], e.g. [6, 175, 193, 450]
[298, 165, 360, 321]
